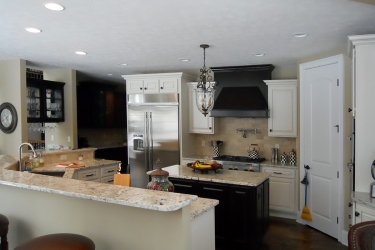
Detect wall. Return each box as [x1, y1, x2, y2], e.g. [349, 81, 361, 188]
[194, 118, 297, 160]
[0, 59, 27, 155]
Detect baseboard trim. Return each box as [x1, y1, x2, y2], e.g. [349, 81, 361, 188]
[270, 210, 297, 220]
[341, 230, 348, 246]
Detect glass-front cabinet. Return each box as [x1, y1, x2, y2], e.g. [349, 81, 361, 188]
[27, 78, 65, 123]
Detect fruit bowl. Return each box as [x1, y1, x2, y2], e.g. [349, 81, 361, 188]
[186, 161, 223, 174]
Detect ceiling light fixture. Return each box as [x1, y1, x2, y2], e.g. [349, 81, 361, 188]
[294, 33, 308, 38]
[25, 28, 42, 33]
[44, 3, 65, 11]
[107, 73, 113, 76]
[195, 44, 216, 117]
[75, 51, 87, 55]
[253, 53, 265, 57]
[179, 59, 190, 62]
[119, 63, 128, 66]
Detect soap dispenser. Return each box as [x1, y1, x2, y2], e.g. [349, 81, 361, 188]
[39, 152, 44, 167]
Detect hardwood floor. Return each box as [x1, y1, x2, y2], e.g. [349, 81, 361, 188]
[259, 216, 348, 250]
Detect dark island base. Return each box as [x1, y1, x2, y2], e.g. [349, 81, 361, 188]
[170, 178, 269, 250]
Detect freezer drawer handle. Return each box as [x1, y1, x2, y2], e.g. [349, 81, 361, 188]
[107, 170, 115, 173]
[203, 187, 223, 192]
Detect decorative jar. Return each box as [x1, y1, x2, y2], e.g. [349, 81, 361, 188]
[147, 159, 174, 192]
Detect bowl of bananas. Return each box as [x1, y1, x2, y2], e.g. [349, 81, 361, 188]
[187, 160, 222, 173]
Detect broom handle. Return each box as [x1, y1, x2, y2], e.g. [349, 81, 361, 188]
[305, 173, 308, 206]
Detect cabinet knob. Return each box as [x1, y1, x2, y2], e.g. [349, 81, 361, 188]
[269, 129, 272, 132]
[161, 87, 164, 89]
[209, 127, 212, 129]
[355, 211, 360, 217]
[348, 108, 352, 113]
[144, 87, 147, 90]
[140, 87, 143, 90]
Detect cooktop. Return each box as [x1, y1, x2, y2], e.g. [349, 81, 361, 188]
[212, 155, 265, 163]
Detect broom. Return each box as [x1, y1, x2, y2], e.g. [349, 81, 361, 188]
[301, 172, 313, 221]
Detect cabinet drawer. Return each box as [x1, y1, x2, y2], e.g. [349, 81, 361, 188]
[77, 168, 101, 181]
[262, 167, 295, 179]
[101, 164, 118, 177]
[101, 175, 115, 184]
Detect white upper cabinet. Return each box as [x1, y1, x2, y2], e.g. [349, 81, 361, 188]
[124, 74, 179, 94]
[264, 80, 298, 137]
[188, 82, 215, 134]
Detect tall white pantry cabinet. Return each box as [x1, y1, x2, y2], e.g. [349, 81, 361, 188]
[348, 34, 375, 224]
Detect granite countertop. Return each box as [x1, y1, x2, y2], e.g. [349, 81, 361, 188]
[0, 154, 198, 212]
[190, 197, 219, 221]
[352, 191, 375, 208]
[151, 165, 270, 187]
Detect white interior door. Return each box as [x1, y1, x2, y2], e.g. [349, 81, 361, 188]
[299, 55, 343, 239]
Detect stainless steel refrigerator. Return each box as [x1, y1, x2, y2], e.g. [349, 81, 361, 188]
[127, 93, 180, 188]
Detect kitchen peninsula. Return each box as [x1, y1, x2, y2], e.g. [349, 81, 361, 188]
[0, 149, 218, 250]
[151, 165, 270, 250]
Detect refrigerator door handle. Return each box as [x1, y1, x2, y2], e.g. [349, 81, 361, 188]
[145, 111, 149, 171]
[149, 112, 153, 170]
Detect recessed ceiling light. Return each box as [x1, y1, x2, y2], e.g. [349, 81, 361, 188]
[253, 53, 265, 57]
[25, 28, 42, 33]
[75, 51, 87, 55]
[107, 73, 113, 76]
[179, 59, 190, 62]
[44, 3, 65, 11]
[294, 33, 308, 38]
[119, 63, 128, 66]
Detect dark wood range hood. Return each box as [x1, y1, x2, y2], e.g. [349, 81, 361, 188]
[210, 64, 274, 118]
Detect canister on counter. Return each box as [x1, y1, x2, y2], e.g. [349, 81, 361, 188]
[271, 148, 278, 164]
[289, 149, 297, 166]
[280, 152, 288, 166]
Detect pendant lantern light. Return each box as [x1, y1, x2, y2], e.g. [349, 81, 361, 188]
[195, 44, 216, 117]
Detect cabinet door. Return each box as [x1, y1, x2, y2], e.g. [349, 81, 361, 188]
[27, 84, 42, 122]
[265, 80, 297, 137]
[188, 83, 215, 134]
[114, 92, 127, 127]
[77, 86, 92, 127]
[144, 79, 160, 93]
[354, 203, 375, 224]
[160, 78, 178, 93]
[268, 177, 295, 212]
[199, 182, 228, 241]
[127, 80, 144, 93]
[169, 178, 198, 195]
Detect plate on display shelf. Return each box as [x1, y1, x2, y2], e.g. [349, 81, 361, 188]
[186, 161, 223, 173]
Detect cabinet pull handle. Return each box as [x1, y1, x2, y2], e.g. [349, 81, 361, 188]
[273, 172, 282, 174]
[355, 211, 360, 217]
[161, 87, 164, 89]
[86, 174, 94, 177]
[269, 129, 272, 132]
[107, 180, 114, 183]
[203, 187, 223, 192]
[236, 191, 246, 194]
[107, 170, 115, 173]
[175, 184, 192, 188]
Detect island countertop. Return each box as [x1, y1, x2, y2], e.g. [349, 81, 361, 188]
[150, 165, 270, 187]
[0, 154, 198, 212]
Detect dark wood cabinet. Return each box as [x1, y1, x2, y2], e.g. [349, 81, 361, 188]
[95, 146, 128, 173]
[77, 84, 126, 128]
[169, 177, 269, 249]
[27, 78, 65, 123]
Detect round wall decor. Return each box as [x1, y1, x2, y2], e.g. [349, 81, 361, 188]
[0, 102, 18, 134]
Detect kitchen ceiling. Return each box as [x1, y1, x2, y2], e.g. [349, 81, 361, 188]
[1, 0, 375, 84]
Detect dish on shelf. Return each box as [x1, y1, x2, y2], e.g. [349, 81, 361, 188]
[187, 161, 222, 173]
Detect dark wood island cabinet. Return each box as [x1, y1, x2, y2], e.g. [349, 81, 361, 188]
[169, 175, 269, 249]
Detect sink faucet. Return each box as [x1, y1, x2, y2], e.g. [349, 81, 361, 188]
[18, 143, 37, 171]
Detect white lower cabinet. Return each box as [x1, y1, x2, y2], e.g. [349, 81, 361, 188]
[76, 163, 119, 184]
[353, 203, 375, 224]
[262, 166, 297, 214]
[188, 82, 215, 134]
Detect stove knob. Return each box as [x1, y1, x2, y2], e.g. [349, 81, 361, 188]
[234, 167, 238, 170]
[244, 169, 249, 171]
[229, 168, 233, 170]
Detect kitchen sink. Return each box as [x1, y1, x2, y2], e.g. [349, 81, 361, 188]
[31, 171, 65, 177]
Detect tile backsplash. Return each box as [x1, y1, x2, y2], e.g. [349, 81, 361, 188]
[194, 118, 297, 161]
